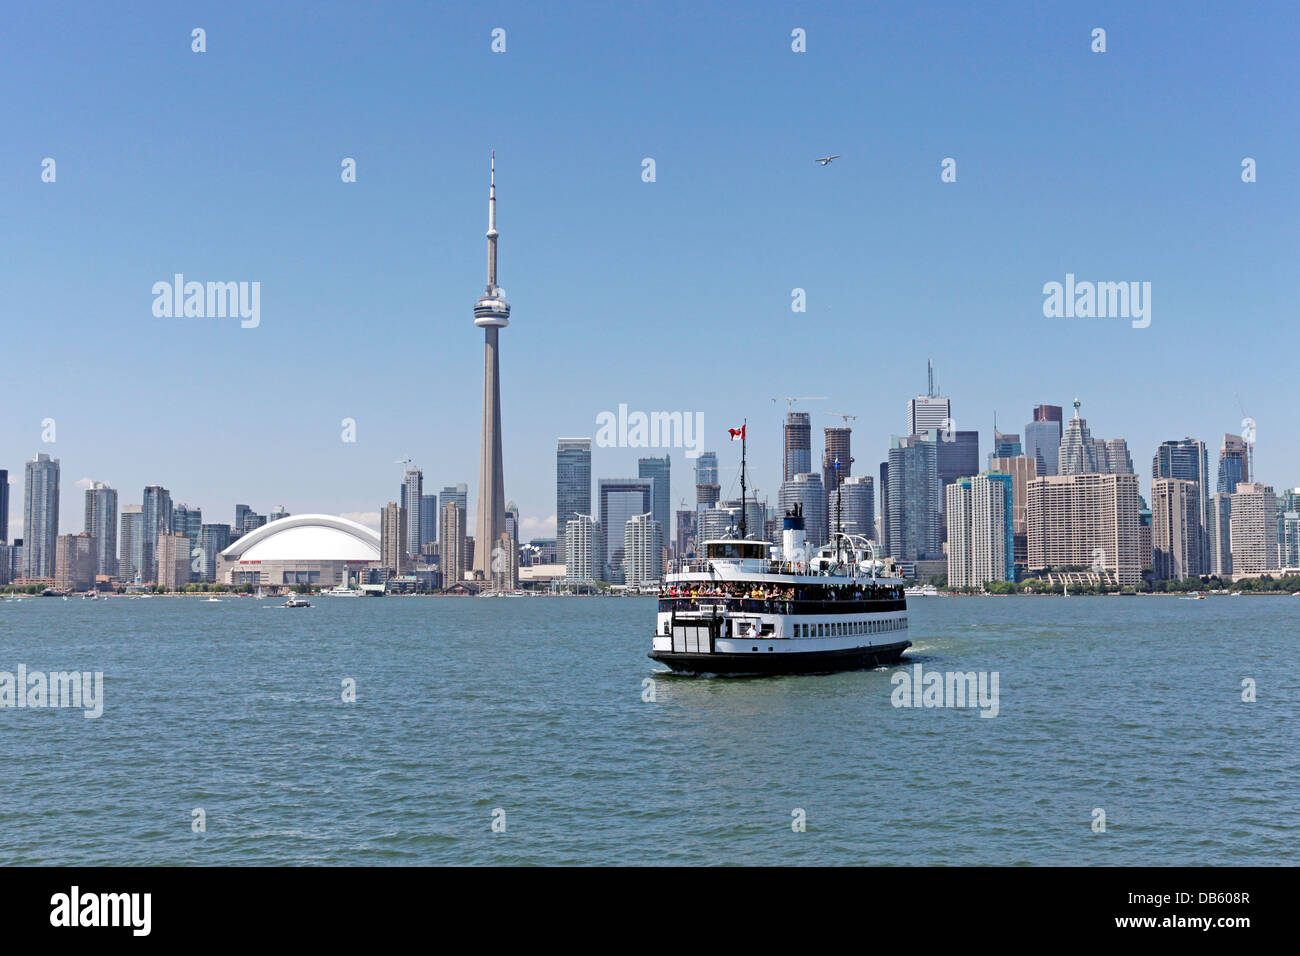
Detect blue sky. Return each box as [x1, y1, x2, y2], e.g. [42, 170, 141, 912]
[2, 0, 1296, 539]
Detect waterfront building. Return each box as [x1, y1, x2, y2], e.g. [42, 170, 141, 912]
[0, 468, 8, 542]
[1026, 472, 1142, 586]
[215, 515, 381, 587]
[401, 468, 423, 560]
[157, 533, 191, 590]
[564, 514, 599, 585]
[1150, 478, 1203, 581]
[1229, 482, 1278, 576]
[199, 524, 232, 582]
[946, 473, 1014, 588]
[55, 533, 97, 591]
[119, 505, 143, 582]
[1208, 492, 1233, 577]
[556, 438, 592, 562]
[624, 512, 664, 586]
[440, 501, 467, 585]
[472, 154, 512, 581]
[23, 453, 60, 579]
[83, 481, 119, 579]
[1139, 505, 1153, 572]
[1281, 511, 1300, 569]
[140, 485, 173, 583]
[380, 501, 407, 574]
[598, 478, 653, 583]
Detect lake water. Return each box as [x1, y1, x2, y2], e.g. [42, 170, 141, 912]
[0, 594, 1294, 865]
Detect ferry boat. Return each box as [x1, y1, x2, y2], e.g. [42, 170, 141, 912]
[322, 584, 362, 597]
[649, 423, 909, 676]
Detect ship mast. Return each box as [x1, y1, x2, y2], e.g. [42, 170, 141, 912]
[738, 418, 748, 539]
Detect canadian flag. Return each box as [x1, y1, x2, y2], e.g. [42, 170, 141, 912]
[728, 425, 746, 441]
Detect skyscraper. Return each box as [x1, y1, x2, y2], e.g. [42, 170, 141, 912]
[674, 508, 697, 559]
[440, 484, 468, 515]
[83, 482, 119, 579]
[1057, 399, 1099, 475]
[1023, 404, 1063, 478]
[1151, 478, 1203, 581]
[0, 469, 8, 543]
[119, 504, 143, 583]
[1026, 473, 1142, 586]
[638, 455, 671, 547]
[822, 426, 852, 535]
[987, 428, 1022, 470]
[695, 451, 718, 487]
[556, 438, 592, 563]
[564, 514, 599, 585]
[624, 512, 664, 586]
[440, 500, 466, 586]
[419, 493, 439, 553]
[887, 436, 941, 561]
[778, 473, 828, 552]
[1217, 433, 1249, 494]
[473, 153, 511, 581]
[1153, 437, 1210, 568]
[946, 473, 1014, 588]
[907, 362, 951, 437]
[1229, 482, 1278, 576]
[836, 475, 874, 540]
[989, 456, 1037, 572]
[23, 453, 60, 579]
[380, 501, 407, 574]
[1208, 492, 1233, 577]
[401, 467, 423, 560]
[173, 503, 202, 579]
[55, 533, 97, 592]
[140, 485, 173, 583]
[598, 478, 653, 582]
[783, 413, 811, 480]
[199, 524, 232, 582]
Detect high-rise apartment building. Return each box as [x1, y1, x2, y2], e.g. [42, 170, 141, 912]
[1026, 472, 1142, 586]
[1151, 477, 1203, 581]
[564, 514, 599, 585]
[1207, 492, 1233, 577]
[119, 505, 143, 583]
[157, 533, 191, 590]
[1229, 482, 1278, 576]
[380, 501, 407, 574]
[140, 485, 173, 583]
[554, 438, 590, 564]
[989, 455, 1037, 571]
[783, 413, 811, 481]
[419, 493, 439, 553]
[946, 473, 1014, 588]
[401, 468, 423, 560]
[199, 524, 232, 582]
[0, 468, 8, 543]
[674, 508, 697, 560]
[83, 481, 118, 579]
[624, 512, 664, 586]
[439, 500, 466, 586]
[23, 453, 60, 579]
[55, 533, 97, 591]
[778, 473, 828, 552]
[598, 478, 653, 583]
[886, 436, 941, 561]
[836, 475, 874, 540]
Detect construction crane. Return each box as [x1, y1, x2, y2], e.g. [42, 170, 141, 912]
[771, 396, 827, 412]
[395, 457, 416, 471]
[825, 412, 857, 426]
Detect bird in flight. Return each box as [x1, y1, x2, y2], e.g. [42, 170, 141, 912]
[814, 155, 840, 166]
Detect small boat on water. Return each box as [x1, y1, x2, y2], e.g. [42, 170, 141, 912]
[904, 583, 939, 597]
[204, 597, 222, 603]
[281, 596, 312, 608]
[1182, 591, 1206, 600]
[322, 585, 362, 597]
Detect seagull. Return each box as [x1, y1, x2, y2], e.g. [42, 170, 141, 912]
[814, 155, 840, 166]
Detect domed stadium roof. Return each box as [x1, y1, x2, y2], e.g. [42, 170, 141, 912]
[220, 514, 380, 562]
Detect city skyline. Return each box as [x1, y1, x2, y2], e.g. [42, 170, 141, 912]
[3, 1, 1298, 541]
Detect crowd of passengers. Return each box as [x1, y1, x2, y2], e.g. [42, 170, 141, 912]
[658, 582, 896, 602]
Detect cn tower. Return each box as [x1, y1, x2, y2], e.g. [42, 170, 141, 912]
[473, 151, 510, 579]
